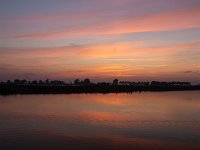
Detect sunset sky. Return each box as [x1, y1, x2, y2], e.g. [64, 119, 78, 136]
[0, 0, 200, 83]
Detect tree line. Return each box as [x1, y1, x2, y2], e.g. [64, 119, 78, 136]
[0, 78, 192, 86]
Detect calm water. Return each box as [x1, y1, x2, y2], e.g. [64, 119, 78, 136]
[0, 91, 200, 150]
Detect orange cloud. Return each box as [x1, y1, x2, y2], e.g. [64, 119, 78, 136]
[1, 41, 199, 59]
[0, 41, 199, 80]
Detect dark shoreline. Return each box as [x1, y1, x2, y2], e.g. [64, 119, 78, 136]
[0, 84, 200, 95]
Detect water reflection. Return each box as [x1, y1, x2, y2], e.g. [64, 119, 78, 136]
[0, 91, 200, 150]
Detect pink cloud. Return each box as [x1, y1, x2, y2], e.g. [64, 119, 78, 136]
[2, 8, 199, 39]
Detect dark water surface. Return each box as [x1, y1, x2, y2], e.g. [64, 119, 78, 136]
[0, 91, 200, 150]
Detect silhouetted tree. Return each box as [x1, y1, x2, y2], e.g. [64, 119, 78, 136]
[83, 78, 91, 85]
[46, 79, 49, 84]
[74, 79, 80, 85]
[6, 80, 11, 84]
[31, 80, 38, 84]
[113, 79, 118, 85]
[14, 79, 20, 84]
[21, 80, 27, 84]
[39, 80, 43, 84]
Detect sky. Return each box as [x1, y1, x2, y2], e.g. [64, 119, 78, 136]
[0, 0, 200, 83]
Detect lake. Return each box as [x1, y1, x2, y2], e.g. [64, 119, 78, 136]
[0, 91, 200, 150]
